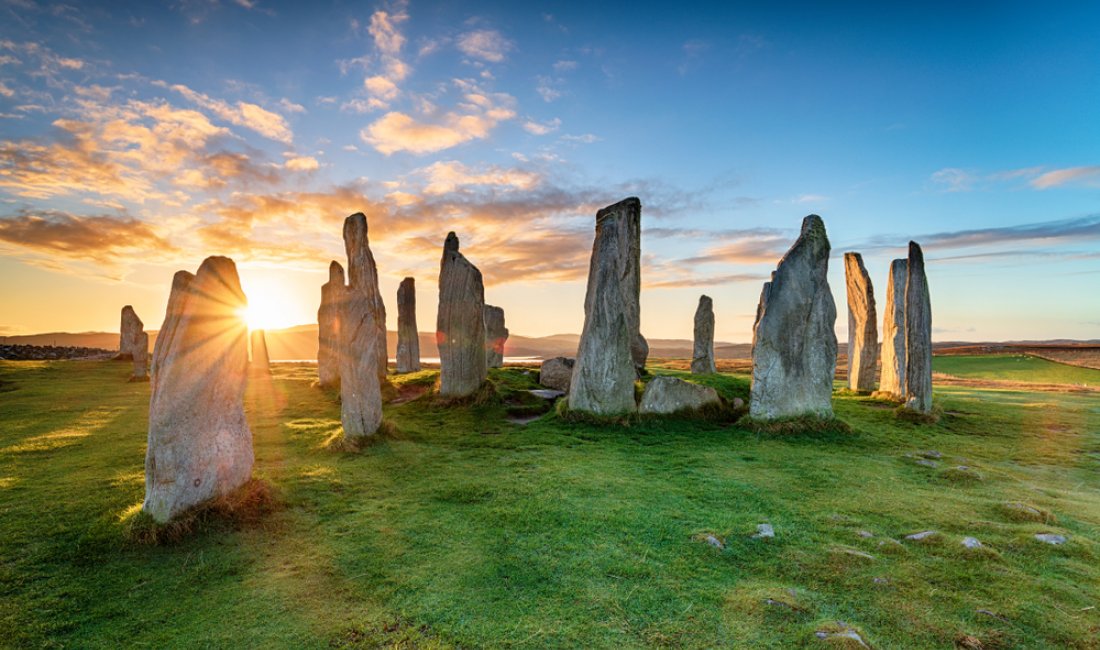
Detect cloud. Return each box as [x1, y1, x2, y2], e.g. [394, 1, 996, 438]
[673, 228, 793, 266]
[417, 160, 540, 195]
[522, 117, 560, 135]
[368, 2, 408, 56]
[278, 98, 306, 114]
[341, 97, 387, 113]
[361, 85, 516, 155]
[364, 75, 399, 101]
[561, 133, 599, 144]
[917, 214, 1100, 249]
[930, 167, 977, 192]
[0, 210, 177, 266]
[535, 75, 562, 102]
[456, 29, 513, 63]
[552, 60, 577, 73]
[160, 82, 293, 143]
[0, 81, 12, 98]
[1031, 166, 1100, 189]
[284, 155, 319, 171]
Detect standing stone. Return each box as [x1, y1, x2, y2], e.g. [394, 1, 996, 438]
[569, 198, 642, 415]
[691, 295, 717, 374]
[484, 304, 508, 369]
[879, 259, 908, 399]
[749, 215, 837, 420]
[130, 331, 149, 382]
[437, 232, 487, 397]
[904, 242, 933, 414]
[539, 356, 574, 392]
[317, 261, 345, 389]
[844, 252, 878, 392]
[396, 277, 421, 373]
[117, 305, 144, 360]
[339, 214, 385, 439]
[250, 329, 271, 372]
[143, 257, 252, 523]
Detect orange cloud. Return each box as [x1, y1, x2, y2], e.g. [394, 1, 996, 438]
[0, 210, 177, 266]
[362, 88, 516, 155]
[159, 82, 293, 144]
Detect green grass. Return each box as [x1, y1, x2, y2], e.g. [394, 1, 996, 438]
[933, 354, 1100, 385]
[1, 360, 1099, 648]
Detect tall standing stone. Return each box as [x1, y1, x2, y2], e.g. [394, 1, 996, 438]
[143, 257, 252, 523]
[130, 331, 149, 382]
[339, 214, 385, 439]
[317, 261, 345, 389]
[749, 215, 837, 420]
[569, 198, 643, 415]
[250, 329, 271, 372]
[879, 259, 908, 399]
[844, 252, 878, 392]
[437, 232, 487, 397]
[117, 305, 144, 360]
[484, 304, 508, 369]
[396, 277, 421, 373]
[691, 295, 717, 374]
[904, 242, 933, 414]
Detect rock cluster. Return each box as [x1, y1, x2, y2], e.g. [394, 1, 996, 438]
[749, 215, 837, 420]
[844, 252, 878, 392]
[317, 261, 346, 389]
[484, 304, 508, 369]
[437, 232, 487, 398]
[143, 257, 253, 523]
[691, 295, 717, 374]
[396, 277, 421, 373]
[878, 259, 908, 398]
[0, 344, 112, 360]
[539, 356, 574, 393]
[904, 241, 933, 414]
[569, 198, 644, 415]
[339, 213, 386, 439]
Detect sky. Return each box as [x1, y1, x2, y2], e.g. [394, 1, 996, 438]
[1, 0, 1098, 343]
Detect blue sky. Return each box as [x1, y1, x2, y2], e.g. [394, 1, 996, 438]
[0, 0, 1097, 341]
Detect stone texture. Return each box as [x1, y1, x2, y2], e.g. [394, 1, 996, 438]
[638, 376, 720, 414]
[569, 198, 642, 415]
[904, 241, 933, 414]
[130, 331, 149, 382]
[143, 257, 252, 523]
[437, 232, 487, 397]
[396, 277, 421, 373]
[749, 215, 838, 420]
[691, 295, 717, 374]
[483, 304, 508, 369]
[879, 259, 908, 399]
[250, 329, 270, 372]
[317, 261, 345, 389]
[539, 356, 574, 393]
[339, 214, 385, 439]
[844, 252, 878, 391]
[118, 305, 145, 361]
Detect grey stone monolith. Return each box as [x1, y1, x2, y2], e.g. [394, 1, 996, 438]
[339, 214, 385, 439]
[396, 277, 421, 373]
[539, 356, 574, 392]
[639, 376, 720, 414]
[904, 242, 933, 414]
[118, 305, 144, 360]
[844, 252, 878, 392]
[749, 215, 837, 420]
[569, 197, 642, 415]
[250, 329, 270, 372]
[484, 304, 508, 369]
[691, 295, 716, 374]
[317, 261, 345, 389]
[879, 259, 908, 399]
[437, 232, 487, 397]
[130, 331, 149, 382]
[143, 256, 253, 523]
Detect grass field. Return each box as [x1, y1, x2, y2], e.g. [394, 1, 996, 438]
[1, 360, 1098, 648]
[932, 354, 1100, 386]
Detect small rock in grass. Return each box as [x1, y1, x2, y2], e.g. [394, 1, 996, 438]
[1035, 533, 1067, 545]
[704, 534, 725, 549]
[753, 523, 775, 538]
[872, 577, 889, 584]
[857, 530, 874, 538]
[920, 450, 943, 459]
[915, 459, 939, 468]
[732, 397, 745, 409]
[528, 388, 565, 400]
[905, 530, 937, 541]
[836, 547, 875, 561]
[814, 622, 870, 648]
[961, 536, 982, 549]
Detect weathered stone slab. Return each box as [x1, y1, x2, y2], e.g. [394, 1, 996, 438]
[130, 331, 149, 382]
[317, 261, 345, 389]
[878, 258, 908, 399]
[396, 276, 421, 373]
[484, 304, 508, 369]
[844, 252, 878, 391]
[904, 241, 933, 414]
[569, 198, 642, 414]
[749, 215, 837, 420]
[691, 295, 716, 374]
[539, 356, 574, 393]
[250, 329, 270, 372]
[118, 305, 144, 361]
[437, 232, 487, 397]
[143, 257, 252, 523]
[339, 214, 385, 439]
[638, 376, 720, 414]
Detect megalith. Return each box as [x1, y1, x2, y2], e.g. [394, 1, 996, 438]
[317, 261, 345, 389]
[130, 331, 149, 382]
[691, 295, 717, 374]
[437, 232, 487, 397]
[396, 277, 421, 373]
[339, 213, 385, 439]
[569, 197, 643, 415]
[878, 258, 908, 399]
[117, 305, 144, 360]
[904, 242, 933, 414]
[639, 376, 720, 414]
[143, 257, 253, 523]
[484, 304, 508, 369]
[539, 357, 574, 393]
[749, 215, 837, 420]
[844, 252, 878, 392]
[250, 329, 271, 373]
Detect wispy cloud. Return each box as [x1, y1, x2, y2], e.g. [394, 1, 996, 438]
[456, 29, 513, 63]
[157, 81, 293, 143]
[1031, 166, 1100, 189]
[522, 117, 560, 135]
[0, 210, 177, 266]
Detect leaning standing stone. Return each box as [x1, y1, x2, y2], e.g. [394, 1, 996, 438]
[437, 232, 487, 397]
[143, 257, 253, 523]
[904, 241, 933, 414]
[484, 304, 508, 369]
[250, 329, 271, 373]
[117, 305, 144, 360]
[317, 261, 345, 389]
[569, 198, 642, 415]
[749, 215, 837, 420]
[339, 214, 385, 439]
[691, 295, 717, 374]
[878, 258, 908, 399]
[844, 252, 878, 392]
[396, 277, 421, 373]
